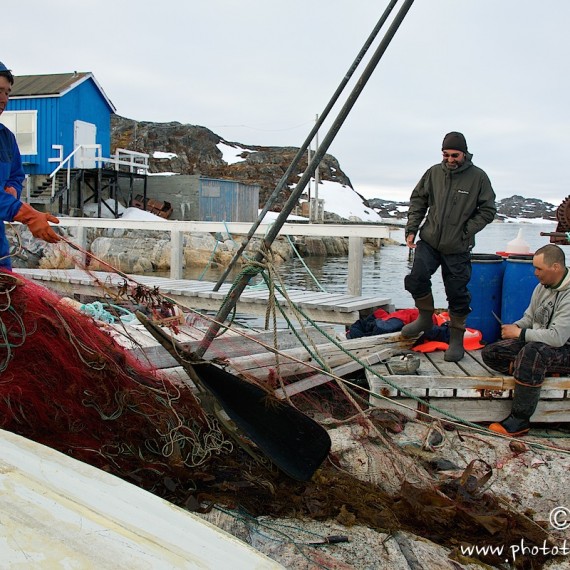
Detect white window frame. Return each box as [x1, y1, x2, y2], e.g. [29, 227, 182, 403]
[0, 110, 38, 155]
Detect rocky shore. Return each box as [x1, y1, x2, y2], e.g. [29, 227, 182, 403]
[9, 225, 395, 274]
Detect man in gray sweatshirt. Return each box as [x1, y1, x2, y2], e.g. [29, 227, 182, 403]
[482, 244, 570, 436]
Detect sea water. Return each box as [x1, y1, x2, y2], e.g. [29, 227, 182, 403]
[177, 221, 557, 320]
[275, 221, 557, 310]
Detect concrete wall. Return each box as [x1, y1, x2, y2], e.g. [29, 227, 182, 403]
[117, 174, 201, 220]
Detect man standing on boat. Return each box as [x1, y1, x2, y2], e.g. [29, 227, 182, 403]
[0, 61, 60, 269]
[402, 132, 496, 362]
[482, 244, 570, 436]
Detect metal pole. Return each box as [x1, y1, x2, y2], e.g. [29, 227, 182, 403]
[197, 0, 415, 357]
[213, 0, 400, 290]
[314, 113, 320, 222]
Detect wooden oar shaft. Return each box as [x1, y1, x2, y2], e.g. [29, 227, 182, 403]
[213, 0, 400, 291]
[196, 0, 416, 358]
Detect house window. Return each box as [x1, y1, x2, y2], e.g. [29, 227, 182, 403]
[0, 110, 38, 155]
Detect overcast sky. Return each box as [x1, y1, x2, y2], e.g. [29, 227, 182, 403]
[5, 0, 570, 205]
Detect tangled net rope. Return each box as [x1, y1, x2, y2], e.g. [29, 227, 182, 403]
[0, 270, 233, 496]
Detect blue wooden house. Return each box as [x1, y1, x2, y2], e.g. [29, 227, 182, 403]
[3, 72, 115, 176]
[0, 71, 148, 216]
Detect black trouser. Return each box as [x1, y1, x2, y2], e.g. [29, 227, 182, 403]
[404, 240, 471, 316]
[481, 339, 570, 386]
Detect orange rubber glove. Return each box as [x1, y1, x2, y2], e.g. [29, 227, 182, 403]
[13, 202, 61, 243]
[4, 186, 17, 198]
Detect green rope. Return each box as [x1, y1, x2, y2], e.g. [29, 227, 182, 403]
[260, 280, 570, 451]
[212, 262, 265, 337]
[260, 271, 328, 370]
[197, 239, 219, 281]
[214, 506, 334, 569]
[285, 234, 327, 292]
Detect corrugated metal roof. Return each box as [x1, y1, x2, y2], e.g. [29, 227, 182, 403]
[10, 71, 116, 112]
[11, 72, 91, 96]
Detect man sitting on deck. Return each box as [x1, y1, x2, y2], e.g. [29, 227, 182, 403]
[482, 244, 570, 436]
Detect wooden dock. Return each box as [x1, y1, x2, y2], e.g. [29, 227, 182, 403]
[14, 268, 392, 325]
[367, 349, 570, 424]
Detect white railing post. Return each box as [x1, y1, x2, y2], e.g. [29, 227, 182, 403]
[347, 236, 363, 296]
[49, 145, 64, 197]
[74, 226, 88, 270]
[170, 230, 184, 279]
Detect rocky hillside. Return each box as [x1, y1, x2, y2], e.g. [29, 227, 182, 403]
[111, 115, 351, 212]
[112, 115, 559, 220]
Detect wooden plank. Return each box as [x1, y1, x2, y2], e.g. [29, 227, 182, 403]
[365, 365, 396, 395]
[229, 335, 413, 380]
[367, 392, 569, 423]
[14, 269, 396, 325]
[366, 374, 570, 392]
[456, 351, 493, 376]
[274, 349, 392, 399]
[426, 351, 468, 376]
[455, 351, 499, 397]
[428, 398, 570, 423]
[367, 371, 428, 400]
[329, 296, 392, 311]
[128, 325, 338, 369]
[299, 294, 358, 308]
[368, 392, 418, 418]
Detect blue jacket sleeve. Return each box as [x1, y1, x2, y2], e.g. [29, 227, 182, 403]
[0, 125, 25, 197]
[0, 192, 23, 221]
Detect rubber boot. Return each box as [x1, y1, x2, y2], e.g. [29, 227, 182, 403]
[488, 383, 541, 437]
[401, 293, 434, 338]
[444, 314, 466, 362]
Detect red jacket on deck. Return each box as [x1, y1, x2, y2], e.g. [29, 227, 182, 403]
[373, 307, 445, 326]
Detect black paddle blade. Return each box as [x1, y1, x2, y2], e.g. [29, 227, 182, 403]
[191, 361, 331, 481]
[135, 312, 331, 481]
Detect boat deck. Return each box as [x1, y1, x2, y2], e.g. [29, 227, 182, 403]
[367, 348, 570, 423]
[14, 268, 392, 325]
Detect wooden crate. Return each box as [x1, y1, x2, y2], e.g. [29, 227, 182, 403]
[366, 350, 570, 423]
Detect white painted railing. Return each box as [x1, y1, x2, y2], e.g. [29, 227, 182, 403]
[48, 146, 150, 197]
[112, 148, 150, 173]
[48, 144, 103, 197]
[49, 218, 392, 295]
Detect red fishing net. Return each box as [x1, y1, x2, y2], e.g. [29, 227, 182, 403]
[0, 270, 232, 495]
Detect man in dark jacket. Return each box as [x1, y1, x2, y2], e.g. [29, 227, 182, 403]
[401, 132, 496, 362]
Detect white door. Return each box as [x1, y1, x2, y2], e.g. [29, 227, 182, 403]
[73, 120, 97, 168]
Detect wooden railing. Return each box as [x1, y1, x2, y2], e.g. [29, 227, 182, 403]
[45, 218, 392, 295]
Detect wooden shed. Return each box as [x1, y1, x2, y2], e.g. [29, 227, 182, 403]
[199, 177, 259, 223]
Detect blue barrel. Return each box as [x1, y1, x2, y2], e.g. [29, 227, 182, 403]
[501, 255, 538, 324]
[466, 254, 505, 343]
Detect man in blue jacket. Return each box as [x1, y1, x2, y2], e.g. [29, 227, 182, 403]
[402, 132, 496, 362]
[0, 61, 60, 269]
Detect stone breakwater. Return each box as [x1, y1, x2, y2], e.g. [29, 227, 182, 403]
[9, 227, 393, 274]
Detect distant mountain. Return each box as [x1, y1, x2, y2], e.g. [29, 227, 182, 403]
[365, 195, 558, 221]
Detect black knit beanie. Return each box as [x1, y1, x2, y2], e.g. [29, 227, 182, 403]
[442, 131, 468, 153]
